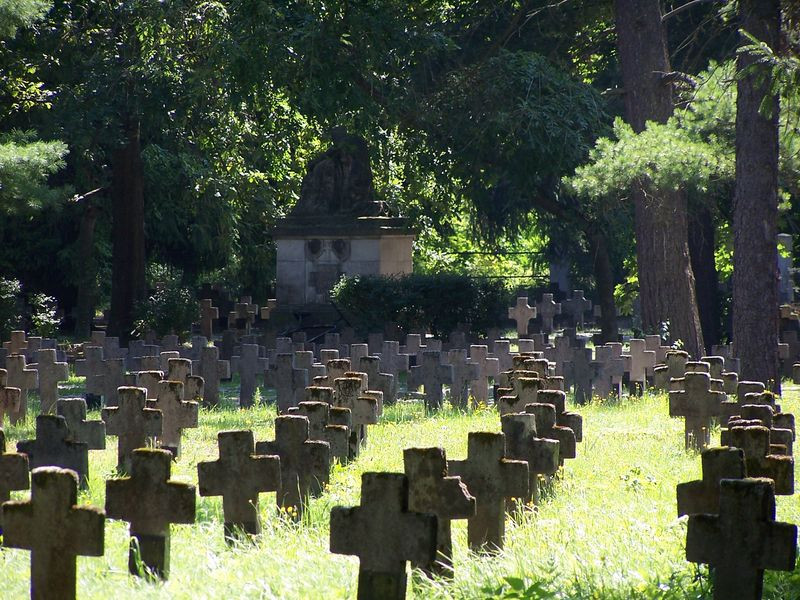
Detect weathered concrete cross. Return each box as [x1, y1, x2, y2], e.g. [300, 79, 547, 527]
[102, 386, 163, 473]
[329, 472, 437, 600]
[199, 298, 218, 339]
[669, 372, 725, 450]
[524, 403, 576, 462]
[198, 429, 280, 541]
[508, 297, 536, 337]
[0, 369, 21, 426]
[195, 345, 230, 406]
[101, 356, 126, 407]
[6, 353, 38, 425]
[403, 447, 475, 575]
[410, 351, 453, 411]
[105, 448, 195, 578]
[32, 348, 69, 414]
[676, 447, 745, 517]
[333, 376, 378, 457]
[448, 431, 529, 550]
[627, 338, 656, 392]
[358, 355, 395, 405]
[0, 428, 29, 532]
[255, 414, 330, 521]
[147, 380, 198, 457]
[445, 349, 479, 409]
[535, 293, 561, 334]
[17, 414, 89, 487]
[56, 398, 106, 449]
[275, 353, 309, 413]
[3, 467, 104, 600]
[288, 401, 350, 463]
[501, 412, 559, 504]
[3, 330, 28, 355]
[727, 425, 794, 495]
[561, 290, 591, 329]
[231, 343, 268, 408]
[380, 340, 410, 378]
[468, 345, 499, 406]
[686, 478, 797, 599]
[75, 345, 104, 408]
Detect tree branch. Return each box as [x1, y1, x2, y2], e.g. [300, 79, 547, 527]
[662, 0, 719, 22]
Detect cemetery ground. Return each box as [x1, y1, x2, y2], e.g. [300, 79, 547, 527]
[1, 375, 798, 599]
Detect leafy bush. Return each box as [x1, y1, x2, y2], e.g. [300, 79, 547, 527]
[0, 278, 23, 339]
[133, 279, 199, 340]
[29, 293, 60, 337]
[331, 273, 512, 337]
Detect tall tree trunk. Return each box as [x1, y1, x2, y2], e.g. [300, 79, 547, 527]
[108, 120, 146, 342]
[732, 0, 781, 392]
[589, 230, 619, 342]
[614, 0, 705, 358]
[74, 203, 100, 339]
[689, 205, 720, 352]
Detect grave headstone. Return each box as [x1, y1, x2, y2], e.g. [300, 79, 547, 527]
[501, 413, 559, 504]
[198, 430, 281, 541]
[727, 425, 794, 495]
[565, 345, 593, 405]
[468, 345, 499, 406]
[686, 478, 797, 600]
[677, 447, 745, 516]
[446, 349, 479, 409]
[75, 346, 104, 408]
[358, 355, 395, 405]
[255, 415, 330, 521]
[101, 357, 126, 407]
[105, 448, 195, 579]
[6, 353, 38, 425]
[403, 447, 475, 575]
[2, 467, 104, 600]
[535, 293, 561, 334]
[0, 428, 29, 531]
[3, 330, 28, 355]
[448, 432, 529, 550]
[508, 297, 536, 337]
[288, 401, 350, 463]
[329, 472, 437, 600]
[199, 299, 219, 339]
[32, 348, 69, 415]
[275, 353, 309, 413]
[17, 415, 89, 487]
[0, 369, 21, 426]
[627, 339, 655, 392]
[102, 386, 163, 473]
[56, 398, 105, 450]
[196, 345, 230, 406]
[231, 344, 268, 408]
[147, 380, 198, 457]
[410, 351, 453, 411]
[669, 372, 725, 450]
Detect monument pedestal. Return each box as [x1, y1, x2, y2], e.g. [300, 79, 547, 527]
[273, 216, 414, 308]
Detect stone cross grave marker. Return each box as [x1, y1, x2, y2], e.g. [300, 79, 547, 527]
[728, 425, 794, 495]
[333, 376, 378, 456]
[255, 415, 330, 521]
[305, 385, 334, 404]
[105, 448, 195, 579]
[468, 345, 499, 406]
[0, 428, 29, 531]
[101, 357, 126, 407]
[358, 355, 395, 405]
[544, 335, 574, 379]
[562, 290, 591, 328]
[275, 353, 309, 413]
[75, 345, 104, 408]
[498, 376, 542, 416]
[700, 355, 725, 381]
[32, 348, 69, 415]
[198, 429, 280, 541]
[166, 357, 204, 401]
[537, 389, 584, 443]
[448, 431, 529, 550]
[6, 353, 38, 425]
[676, 447, 745, 517]
[147, 380, 198, 457]
[199, 299, 218, 339]
[445, 349, 479, 409]
[590, 345, 624, 399]
[501, 413, 559, 504]
[524, 403, 576, 462]
[491, 339, 515, 372]
[193, 345, 229, 406]
[535, 293, 561, 334]
[381, 341, 410, 378]
[3, 467, 104, 600]
[669, 372, 725, 450]
[56, 398, 105, 449]
[403, 447, 475, 576]
[720, 380, 767, 420]
[3, 330, 28, 355]
[288, 401, 350, 463]
[410, 351, 453, 411]
[132, 370, 163, 400]
[565, 345, 593, 405]
[627, 339, 655, 392]
[330, 472, 437, 600]
[644, 335, 671, 364]
[686, 478, 797, 600]
[722, 404, 794, 456]
[17, 414, 89, 488]
[508, 297, 536, 337]
[0, 369, 21, 426]
[102, 386, 163, 473]
[136, 355, 161, 372]
[260, 298, 278, 321]
[231, 344, 268, 408]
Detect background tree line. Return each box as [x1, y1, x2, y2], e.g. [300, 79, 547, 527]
[1, 0, 799, 386]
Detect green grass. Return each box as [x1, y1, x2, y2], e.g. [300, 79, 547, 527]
[1, 377, 799, 599]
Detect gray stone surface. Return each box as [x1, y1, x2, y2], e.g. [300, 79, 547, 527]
[17, 415, 89, 488]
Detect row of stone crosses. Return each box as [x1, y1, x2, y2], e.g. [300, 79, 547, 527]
[0, 324, 586, 599]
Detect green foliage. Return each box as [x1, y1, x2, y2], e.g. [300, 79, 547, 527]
[331, 273, 512, 337]
[0, 131, 67, 210]
[28, 292, 59, 337]
[0, 0, 49, 38]
[133, 271, 198, 340]
[0, 277, 22, 338]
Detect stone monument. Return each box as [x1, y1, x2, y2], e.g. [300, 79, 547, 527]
[273, 128, 414, 307]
